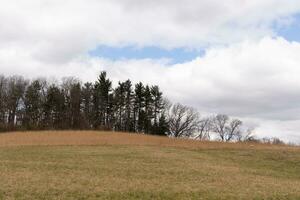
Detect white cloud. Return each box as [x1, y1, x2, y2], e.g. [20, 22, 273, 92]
[0, 0, 300, 64]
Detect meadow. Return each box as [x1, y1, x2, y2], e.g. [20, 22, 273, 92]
[0, 131, 299, 200]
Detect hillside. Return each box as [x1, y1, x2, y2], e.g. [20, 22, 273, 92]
[0, 131, 299, 200]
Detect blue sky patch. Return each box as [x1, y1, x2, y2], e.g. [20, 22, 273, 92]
[277, 13, 300, 42]
[89, 46, 204, 64]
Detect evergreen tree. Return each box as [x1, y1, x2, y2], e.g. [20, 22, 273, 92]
[134, 82, 145, 132]
[151, 86, 163, 125]
[124, 80, 133, 132]
[70, 83, 82, 129]
[24, 80, 43, 129]
[113, 81, 126, 131]
[144, 85, 153, 133]
[156, 112, 169, 136]
[43, 85, 65, 129]
[93, 71, 112, 129]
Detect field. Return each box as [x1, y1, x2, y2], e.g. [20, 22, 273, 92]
[0, 131, 300, 200]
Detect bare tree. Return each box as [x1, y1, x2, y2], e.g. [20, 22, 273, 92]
[262, 137, 285, 145]
[213, 114, 229, 141]
[226, 119, 243, 141]
[61, 77, 81, 128]
[236, 127, 256, 142]
[6, 76, 28, 126]
[0, 75, 7, 125]
[213, 114, 243, 142]
[195, 117, 212, 140]
[167, 103, 200, 138]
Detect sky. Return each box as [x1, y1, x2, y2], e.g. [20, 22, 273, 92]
[1, 0, 300, 142]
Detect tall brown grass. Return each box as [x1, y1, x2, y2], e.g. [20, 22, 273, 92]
[0, 131, 299, 151]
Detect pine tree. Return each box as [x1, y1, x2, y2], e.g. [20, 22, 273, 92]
[156, 112, 169, 136]
[70, 83, 82, 129]
[151, 86, 163, 125]
[113, 81, 126, 131]
[24, 80, 43, 129]
[124, 80, 133, 132]
[134, 82, 145, 132]
[144, 85, 153, 133]
[93, 71, 112, 129]
[43, 85, 65, 129]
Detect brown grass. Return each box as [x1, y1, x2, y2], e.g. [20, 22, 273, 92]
[0, 131, 299, 199]
[0, 130, 298, 151]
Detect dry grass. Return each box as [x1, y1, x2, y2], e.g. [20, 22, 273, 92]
[0, 131, 299, 200]
[0, 130, 298, 150]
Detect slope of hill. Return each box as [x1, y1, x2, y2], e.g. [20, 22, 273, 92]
[0, 131, 299, 200]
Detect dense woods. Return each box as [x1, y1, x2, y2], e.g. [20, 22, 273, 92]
[0, 72, 168, 135]
[0, 72, 285, 143]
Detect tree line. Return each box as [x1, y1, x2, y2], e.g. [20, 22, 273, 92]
[0, 72, 286, 143]
[0, 72, 168, 135]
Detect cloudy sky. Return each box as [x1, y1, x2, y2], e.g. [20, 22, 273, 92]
[1, 0, 300, 142]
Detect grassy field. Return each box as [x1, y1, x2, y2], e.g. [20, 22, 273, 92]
[0, 131, 299, 200]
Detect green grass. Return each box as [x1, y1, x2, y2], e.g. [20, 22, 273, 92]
[0, 144, 300, 200]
